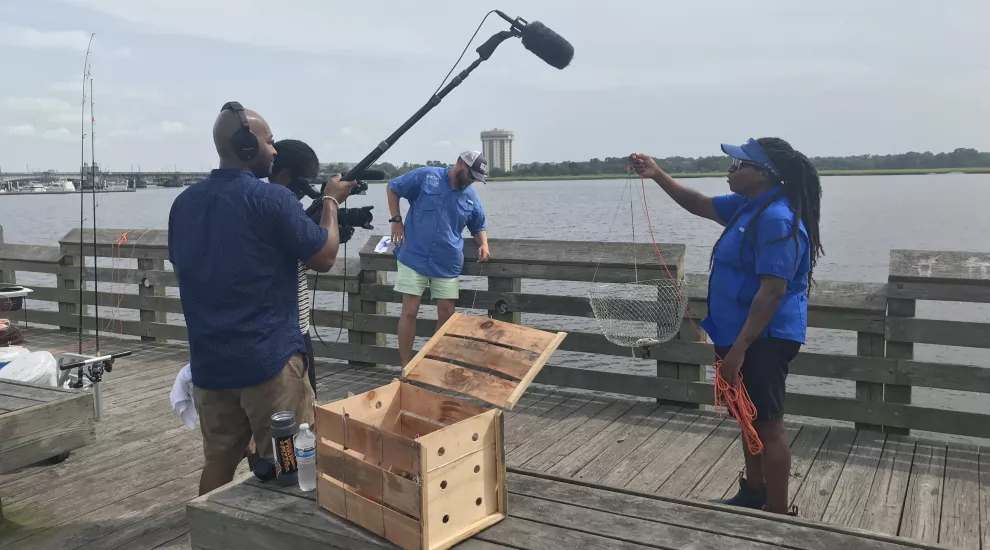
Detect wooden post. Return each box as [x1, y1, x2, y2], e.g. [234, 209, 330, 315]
[56, 254, 81, 333]
[0, 226, 14, 284]
[855, 332, 885, 432]
[487, 276, 521, 324]
[138, 258, 167, 342]
[883, 297, 914, 435]
[348, 269, 385, 369]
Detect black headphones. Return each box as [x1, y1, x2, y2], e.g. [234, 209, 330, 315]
[220, 101, 258, 162]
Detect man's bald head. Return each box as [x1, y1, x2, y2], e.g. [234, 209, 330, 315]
[213, 103, 277, 178]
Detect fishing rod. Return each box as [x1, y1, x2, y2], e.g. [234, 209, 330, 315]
[78, 32, 93, 355]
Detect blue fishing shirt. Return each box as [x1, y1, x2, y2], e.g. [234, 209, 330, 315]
[701, 188, 811, 347]
[168, 168, 328, 390]
[390, 166, 487, 279]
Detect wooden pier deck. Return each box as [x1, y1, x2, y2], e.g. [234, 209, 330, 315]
[0, 327, 982, 550]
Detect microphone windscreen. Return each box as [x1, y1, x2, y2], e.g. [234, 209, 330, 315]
[521, 21, 574, 70]
[357, 169, 386, 181]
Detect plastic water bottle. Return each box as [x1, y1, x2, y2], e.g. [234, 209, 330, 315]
[295, 423, 317, 492]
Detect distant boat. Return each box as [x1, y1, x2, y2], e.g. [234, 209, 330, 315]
[24, 181, 46, 193]
[49, 178, 75, 191]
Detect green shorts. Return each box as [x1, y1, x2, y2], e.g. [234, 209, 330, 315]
[394, 261, 459, 300]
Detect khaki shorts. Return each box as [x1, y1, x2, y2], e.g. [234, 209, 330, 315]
[193, 353, 314, 470]
[394, 260, 459, 300]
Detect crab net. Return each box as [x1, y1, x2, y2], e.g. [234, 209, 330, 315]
[588, 278, 687, 348]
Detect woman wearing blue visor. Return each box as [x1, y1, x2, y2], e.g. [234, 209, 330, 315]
[631, 138, 823, 515]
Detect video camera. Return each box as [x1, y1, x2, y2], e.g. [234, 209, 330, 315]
[288, 170, 384, 244]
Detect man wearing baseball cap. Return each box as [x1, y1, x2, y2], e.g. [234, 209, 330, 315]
[386, 150, 491, 366]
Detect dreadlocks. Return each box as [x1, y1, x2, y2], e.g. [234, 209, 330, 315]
[272, 139, 318, 178]
[709, 137, 824, 293]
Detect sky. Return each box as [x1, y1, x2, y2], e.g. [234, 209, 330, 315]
[0, 0, 988, 172]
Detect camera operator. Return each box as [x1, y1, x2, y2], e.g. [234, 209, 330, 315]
[268, 139, 326, 394]
[168, 103, 357, 496]
[387, 151, 491, 367]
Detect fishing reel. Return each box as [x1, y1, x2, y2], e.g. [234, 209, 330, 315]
[57, 350, 133, 422]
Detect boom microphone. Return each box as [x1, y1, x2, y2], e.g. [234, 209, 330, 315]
[494, 11, 574, 69]
[304, 10, 575, 224]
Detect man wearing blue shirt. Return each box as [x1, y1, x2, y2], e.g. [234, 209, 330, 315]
[386, 151, 491, 366]
[168, 102, 357, 495]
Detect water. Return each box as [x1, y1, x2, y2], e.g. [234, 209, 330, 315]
[2, 174, 990, 428]
[294, 423, 316, 492]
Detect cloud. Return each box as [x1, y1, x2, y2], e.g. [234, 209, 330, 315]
[47, 78, 167, 106]
[6, 124, 36, 136]
[160, 121, 186, 134]
[434, 140, 452, 149]
[4, 97, 73, 113]
[42, 127, 74, 141]
[113, 47, 131, 58]
[0, 23, 93, 51]
[340, 127, 354, 137]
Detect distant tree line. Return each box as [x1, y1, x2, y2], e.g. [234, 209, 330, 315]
[320, 148, 990, 180]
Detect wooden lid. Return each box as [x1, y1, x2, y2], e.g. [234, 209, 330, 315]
[401, 313, 567, 410]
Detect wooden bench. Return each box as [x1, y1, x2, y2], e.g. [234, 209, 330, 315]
[186, 468, 944, 550]
[0, 379, 95, 521]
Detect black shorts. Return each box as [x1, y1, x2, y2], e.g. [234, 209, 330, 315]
[714, 337, 801, 421]
[304, 332, 316, 393]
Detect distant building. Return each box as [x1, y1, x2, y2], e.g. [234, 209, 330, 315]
[480, 129, 514, 172]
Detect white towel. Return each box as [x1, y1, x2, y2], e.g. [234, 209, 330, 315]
[169, 364, 198, 430]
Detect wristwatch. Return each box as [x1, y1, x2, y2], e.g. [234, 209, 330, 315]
[389, 215, 402, 223]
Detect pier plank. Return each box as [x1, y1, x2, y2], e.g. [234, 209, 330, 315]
[572, 405, 681, 483]
[622, 413, 722, 493]
[858, 435, 915, 536]
[938, 444, 981, 550]
[821, 431, 886, 528]
[790, 427, 857, 521]
[546, 401, 658, 478]
[520, 398, 635, 472]
[900, 440, 947, 545]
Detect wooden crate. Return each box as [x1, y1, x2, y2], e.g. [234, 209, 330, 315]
[314, 313, 567, 550]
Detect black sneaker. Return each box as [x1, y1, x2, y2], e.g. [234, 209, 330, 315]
[762, 504, 799, 517]
[711, 477, 767, 510]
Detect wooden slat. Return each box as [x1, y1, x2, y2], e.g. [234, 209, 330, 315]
[405, 358, 517, 409]
[938, 444, 981, 550]
[440, 314, 556, 355]
[889, 249, 990, 286]
[359, 235, 686, 273]
[314, 407, 421, 476]
[332, 312, 990, 392]
[790, 427, 857, 521]
[399, 382, 488, 426]
[507, 471, 926, 550]
[425, 335, 536, 380]
[317, 438, 422, 519]
[899, 440, 946, 544]
[886, 317, 990, 349]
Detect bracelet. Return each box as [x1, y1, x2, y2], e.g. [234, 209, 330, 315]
[322, 196, 340, 208]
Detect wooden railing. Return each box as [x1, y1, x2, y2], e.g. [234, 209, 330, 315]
[2, 227, 990, 440]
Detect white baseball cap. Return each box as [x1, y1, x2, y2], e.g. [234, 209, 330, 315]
[458, 150, 488, 183]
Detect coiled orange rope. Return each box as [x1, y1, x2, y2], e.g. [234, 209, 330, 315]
[632, 167, 764, 456]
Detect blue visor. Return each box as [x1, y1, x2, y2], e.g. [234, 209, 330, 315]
[721, 138, 781, 179]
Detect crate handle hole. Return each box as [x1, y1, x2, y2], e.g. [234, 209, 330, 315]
[474, 465, 480, 473]
[443, 515, 450, 523]
[375, 401, 382, 409]
[440, 480, 447, 489]
[472, 433, 479, 441]
[476, 497, 482, 506]
[438, 447, 445, 456]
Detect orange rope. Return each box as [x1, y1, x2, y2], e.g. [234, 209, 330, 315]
[629, 166, 764, 455]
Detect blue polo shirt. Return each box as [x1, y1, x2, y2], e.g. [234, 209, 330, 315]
[168, 168, 328, 390]
[390, 166, 486, 279]
[701, 188, 810, 347]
